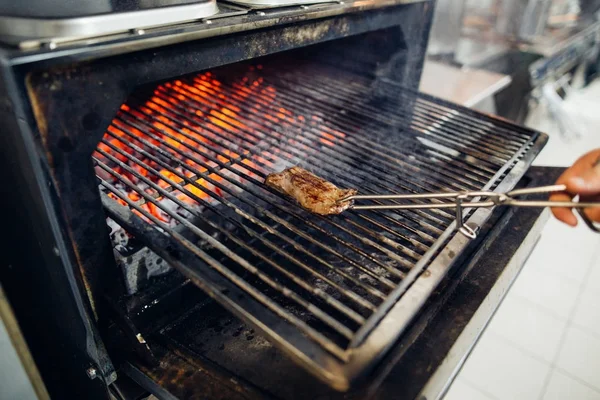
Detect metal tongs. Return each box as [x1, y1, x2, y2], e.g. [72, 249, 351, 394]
[340, 184, 600, 239]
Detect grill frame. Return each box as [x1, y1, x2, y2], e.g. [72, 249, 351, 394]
[97, 64, 547, 390]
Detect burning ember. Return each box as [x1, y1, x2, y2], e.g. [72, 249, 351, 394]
[95, 65, 347, 236]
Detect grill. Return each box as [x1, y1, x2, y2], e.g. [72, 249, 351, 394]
[94, 60, 545, 389]
[0, 0, 559, 397]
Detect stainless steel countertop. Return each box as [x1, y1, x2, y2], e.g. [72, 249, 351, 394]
[419, 59, 512, 107]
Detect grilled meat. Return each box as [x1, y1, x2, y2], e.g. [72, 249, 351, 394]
[265, 166, 357, 215]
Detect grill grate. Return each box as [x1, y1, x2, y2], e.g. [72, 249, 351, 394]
[95, 60, 545, 389]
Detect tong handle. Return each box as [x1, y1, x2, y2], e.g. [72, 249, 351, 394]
[343, 184, 600, 238]
[578, 208, 600, 233]
[508, 184, 600, 233]
[506, 184, 567, 197]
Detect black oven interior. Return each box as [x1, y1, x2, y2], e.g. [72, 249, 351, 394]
[0, 1, 548, 399]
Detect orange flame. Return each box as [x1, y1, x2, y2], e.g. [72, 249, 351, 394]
[96, 66, 341, 224]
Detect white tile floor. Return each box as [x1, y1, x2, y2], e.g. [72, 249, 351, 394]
[443, 80, 600, 400]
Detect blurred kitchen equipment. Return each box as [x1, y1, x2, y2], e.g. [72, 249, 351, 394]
[496, 0, 553, 40]
[548, 0, 581, 28]
[427, 0, 467, 56]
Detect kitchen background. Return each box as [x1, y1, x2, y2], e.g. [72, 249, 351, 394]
[419, 0, 600, 398]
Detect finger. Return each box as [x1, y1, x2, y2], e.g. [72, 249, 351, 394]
[555, 149, 600, 188]
[552, 149, 600, 227]
[567, 162, 600, 196]
[583, 207, 600, 223]
[550, 192, 578, 226]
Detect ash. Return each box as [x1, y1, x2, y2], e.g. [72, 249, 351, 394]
[107, 217, 129, 253]
[358, 265, 392, 285]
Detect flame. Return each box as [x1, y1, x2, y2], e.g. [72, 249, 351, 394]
[96, 66, 341, 225]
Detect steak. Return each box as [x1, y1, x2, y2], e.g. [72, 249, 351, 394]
[265, 166, 357, 215]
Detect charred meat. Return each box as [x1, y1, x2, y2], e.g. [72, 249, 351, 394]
[265, 166, 357, 215]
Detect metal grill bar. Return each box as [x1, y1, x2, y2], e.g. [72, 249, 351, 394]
[96, 62, 545, 388]
[285, 62, 536, 144]
[99, 135, 388, 308]
[112, 112, 417, 276]
[147, 86, 445, 243]
[152, 83, 450, 240]
[272, 70, 519, 164]
[287, 71, 527, 141]
[214, 74, 502, 183]
[163, 80, 457, 224]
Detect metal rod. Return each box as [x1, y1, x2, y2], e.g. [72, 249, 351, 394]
[507, 184, 566, 196]
[344, 184, 600, 211]
[294, 63, 533, 143]
[96, 145, 373, 320]
[377, 76, 534, 140]
[271, 70, 516, 163]
[281, 61, 531, 150]
[295, 67, 530, 153]
[137, 89, 432, 272]
[507, 201, 600, 208]
[99, 178, 351, 359]
[109, 118, 400, 293]
[350, 202, 496, 210]
[102, 127, 392, 300]
[175, 79, 459, 222]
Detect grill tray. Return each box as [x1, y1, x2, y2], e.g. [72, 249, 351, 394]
[97, 61, 546, 390]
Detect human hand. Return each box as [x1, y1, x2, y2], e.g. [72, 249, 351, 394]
[550, 148, 600, 226]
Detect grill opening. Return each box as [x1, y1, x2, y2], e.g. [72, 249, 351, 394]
[93, 34, 544, 389]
